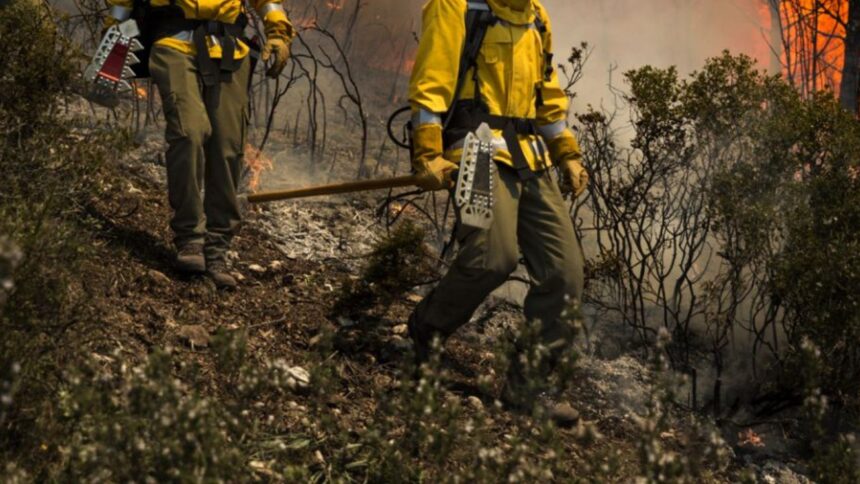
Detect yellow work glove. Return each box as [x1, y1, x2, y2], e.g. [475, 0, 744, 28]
[412, 123, 458, 191]
[547, 134, 589, 198]
[262, 37, 291, 78]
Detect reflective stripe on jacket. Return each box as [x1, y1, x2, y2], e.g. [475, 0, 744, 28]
[409, 0, 578, 170]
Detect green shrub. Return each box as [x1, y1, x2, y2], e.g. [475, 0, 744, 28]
[333, 221, 437, 318]
[0, 0, 128, 473]
[59, 350, 247, 482]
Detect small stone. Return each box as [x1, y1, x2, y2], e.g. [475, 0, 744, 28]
[407, 293, 423, 303]
[232, 271, 246, 282]
[226, 250, 240, 261]
[248, 264, 266, 274]
[375, 374, 393, 387]
[287, 366, 310, 388]
[392, 324, 408, 335]
[146, 269, 171, 286]
[467, 396, 484, 411]
[269, 260, 284, 271]
[389, 335, 411, 350]
[177, 325, 210, 348]
[313, 450, 326, 465]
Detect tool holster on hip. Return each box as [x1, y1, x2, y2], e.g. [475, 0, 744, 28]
[150, 6, 248, 109]
[444, 100, 543, 181]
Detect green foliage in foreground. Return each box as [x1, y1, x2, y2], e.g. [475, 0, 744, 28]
[0, 0, 128, 473]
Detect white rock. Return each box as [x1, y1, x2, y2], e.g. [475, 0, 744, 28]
[287, 366, 311, 387]
[467, 396, 484, 412]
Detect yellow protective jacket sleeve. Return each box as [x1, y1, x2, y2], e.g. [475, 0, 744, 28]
[105, 0, 294, 60]
[534, 2, 581, 160]
[408, 0, 579, 170]
[408, 0, 466, 116]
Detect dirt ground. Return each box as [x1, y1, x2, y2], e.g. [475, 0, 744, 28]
[69, 124, 814, 482]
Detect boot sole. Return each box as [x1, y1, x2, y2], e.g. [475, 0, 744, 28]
[176, 261, 207, 274]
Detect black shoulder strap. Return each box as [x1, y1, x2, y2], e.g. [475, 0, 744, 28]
[443, 0, 496, 128]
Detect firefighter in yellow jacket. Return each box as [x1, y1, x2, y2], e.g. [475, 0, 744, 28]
[105, 0, 294, 288]
[407, 0, 587, 423]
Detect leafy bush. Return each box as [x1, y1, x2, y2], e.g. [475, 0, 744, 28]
[577, 51, 860, 414]
[333, 221, 437, 318]
[58, 350, 247, 481]
[0, 0, 128, 472]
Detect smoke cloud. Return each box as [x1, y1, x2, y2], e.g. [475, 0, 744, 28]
[355, 0, 775, 109]
[542, 0, 774, 109]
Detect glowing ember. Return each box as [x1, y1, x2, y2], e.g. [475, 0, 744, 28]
[738, 428, 765, 448]
[135, 86, 148, 100]
[244, 144, 274, 191]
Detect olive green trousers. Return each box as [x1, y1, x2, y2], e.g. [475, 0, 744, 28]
[149, 44, 249, 262]
[413, 164, 585, 352]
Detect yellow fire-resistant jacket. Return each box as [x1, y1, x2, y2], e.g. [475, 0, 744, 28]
[106, 0, 294, 60]
[409, 0, 579, 171]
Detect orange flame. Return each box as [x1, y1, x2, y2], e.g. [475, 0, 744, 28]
[762, 0, 848, 93]
[244, 144, 273, 191]
[135, 87, 148, 100]
[738, 428, 766, 448]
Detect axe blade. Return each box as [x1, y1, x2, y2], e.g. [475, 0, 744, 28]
[454, 122, 496, 230]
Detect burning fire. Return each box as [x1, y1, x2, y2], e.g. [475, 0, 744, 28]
[135, 86, 148, 100]
[244, 144, 274, 191]
[737, 428, 765, 448]
[762, 0, 848, 93]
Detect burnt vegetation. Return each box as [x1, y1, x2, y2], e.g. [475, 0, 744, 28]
[1, 0, 860, 482]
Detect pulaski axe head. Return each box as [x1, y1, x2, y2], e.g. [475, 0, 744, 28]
[454, 123, 497, 230]
[83, 20, 144, 108]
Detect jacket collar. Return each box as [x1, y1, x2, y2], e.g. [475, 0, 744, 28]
[486, 0, 536, 25]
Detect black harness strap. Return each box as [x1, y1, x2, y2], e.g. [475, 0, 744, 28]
[443, 0, 496, 130]
[442, 1, 553, 181]
[192, 19, 245, 109]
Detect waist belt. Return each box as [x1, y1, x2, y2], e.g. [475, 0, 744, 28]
[444, 101, 544, 180]
[152, 10, 248, 109]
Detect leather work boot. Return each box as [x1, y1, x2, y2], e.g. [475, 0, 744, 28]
[206, 258, 238, 290]
[501, 388, 580, 427]
[175, 242, 206, 274]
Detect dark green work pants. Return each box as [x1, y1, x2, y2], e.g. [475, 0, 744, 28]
[149, 44, 249, 262]
[413, 164, 585, 353]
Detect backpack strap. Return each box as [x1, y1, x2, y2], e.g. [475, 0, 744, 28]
[442, 0, 497, 129]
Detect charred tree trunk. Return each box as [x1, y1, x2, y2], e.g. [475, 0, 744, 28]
[768, 0, 785, 75]
[840, 0, 860, 114]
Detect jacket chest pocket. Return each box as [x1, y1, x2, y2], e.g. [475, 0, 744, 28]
[478, 28, 513, 97]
